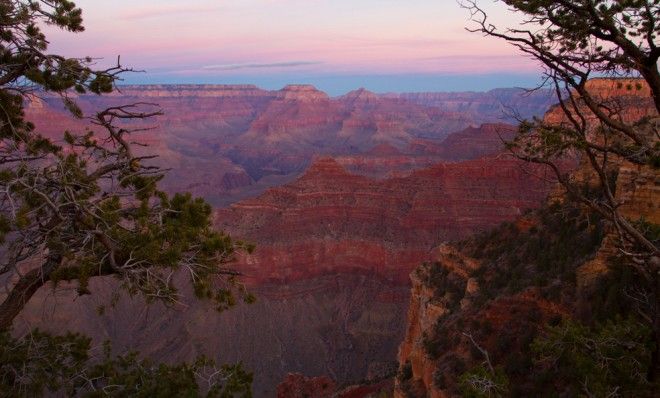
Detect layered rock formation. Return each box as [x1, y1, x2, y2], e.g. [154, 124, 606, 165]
[333, 123, 518, 178]
[16, 84, 561, 396]
[543, 78, 656, 125]
[390, 88, 555, 124]
[228, 86, 474, 182]
[217, 157, 556, 285]
[411, 123, 517, 161]
[24, 85, 553, 205]
[16, 154, 557, 396]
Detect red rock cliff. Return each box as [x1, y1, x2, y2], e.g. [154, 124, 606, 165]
[217, 156, 555, 285]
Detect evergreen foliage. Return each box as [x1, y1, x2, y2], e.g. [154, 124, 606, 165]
[0, 0, 254, 331]
[458, 365, 509, 398]
[0, 330, 253, 397]
[0, 1, 255, 395]
[461, 0, 659, 263]
[467, 202, 604, 301]
[457, 0, 660, 389]
[532, 318, 653, 397]
[421, 203, 656, 396]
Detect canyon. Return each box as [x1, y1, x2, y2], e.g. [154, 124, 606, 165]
[15, 84, 558, 396]
[26, 85, 552, 205]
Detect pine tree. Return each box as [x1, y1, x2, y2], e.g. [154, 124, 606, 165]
[0, 2, 254, 395]
[461, 0, 659, 384]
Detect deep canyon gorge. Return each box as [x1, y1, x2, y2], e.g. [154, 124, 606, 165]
[16, 84, 570, 395]
[2, 1, 658, 397]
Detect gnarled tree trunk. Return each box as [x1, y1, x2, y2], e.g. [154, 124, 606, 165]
[0, 255, 61, 330]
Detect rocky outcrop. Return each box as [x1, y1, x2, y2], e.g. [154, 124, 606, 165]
[581, 78, 652, 100]
[340, 88, 381, 104]
[393, 79, 659, 397]
[393, 211, 592, 397]
[543, 78, 655, 125]
[542, 78, 658, 287]
[576, 158, 660, 287]
[276, 84, 330, 102]
[395, 247, 479, 398]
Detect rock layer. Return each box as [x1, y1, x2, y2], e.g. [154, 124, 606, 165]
[24, 85, 554, 205]
[390, 88, 555, 124]
[217, 156, 556, 285]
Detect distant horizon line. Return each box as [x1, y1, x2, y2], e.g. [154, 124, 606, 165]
[113, 72, 547, 96]
[112, 82, 548, 97]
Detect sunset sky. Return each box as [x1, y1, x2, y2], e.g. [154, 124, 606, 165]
[47, 0, 542, 94]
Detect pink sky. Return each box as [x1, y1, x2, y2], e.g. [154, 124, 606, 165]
[45, 0, 541, 92]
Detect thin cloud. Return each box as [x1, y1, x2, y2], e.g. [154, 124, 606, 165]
[120, 5, 220, 20]
[201, 61, 322, 71]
